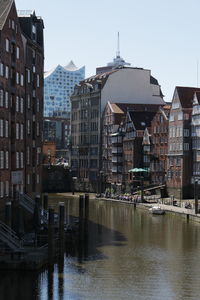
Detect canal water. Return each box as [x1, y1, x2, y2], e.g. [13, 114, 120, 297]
[1, 197, 200, 300]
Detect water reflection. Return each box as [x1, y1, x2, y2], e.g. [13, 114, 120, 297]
[1, 198, 200, 299]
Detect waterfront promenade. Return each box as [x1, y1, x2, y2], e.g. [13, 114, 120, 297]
[56, 192, 200, 223]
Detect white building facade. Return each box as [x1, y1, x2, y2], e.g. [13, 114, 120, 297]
[44, 61, 85, 118]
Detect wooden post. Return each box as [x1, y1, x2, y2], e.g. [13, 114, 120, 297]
[84, 194, 89, 259]
[43, 193, 48, 210]
[48, 207, 55, 263]
[84, 194, 89, 221]
[59, 202, 65, 252]
[141, 178, 144, 203]
[5, 201, 12, 228]
[78, 195, 84, 262]
[194, 180, 198, 214]
[33, 195, 41, 233]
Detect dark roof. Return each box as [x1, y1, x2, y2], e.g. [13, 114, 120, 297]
[150, 76, 158, 85]
[84, 70, 117, 83]
[128, 111, 157, 130]
[0, 0, 13, 30]
[176, 86, 200, 108]
[114, 103, 161, 114]
[194, 91, 200, 104]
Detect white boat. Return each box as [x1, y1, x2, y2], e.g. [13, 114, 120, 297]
[149, 206, 165, 215]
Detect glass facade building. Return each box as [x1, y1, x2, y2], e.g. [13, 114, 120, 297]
[44, 61, 85, 117]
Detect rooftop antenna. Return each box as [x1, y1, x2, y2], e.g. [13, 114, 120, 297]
[116, 32, 120, 58]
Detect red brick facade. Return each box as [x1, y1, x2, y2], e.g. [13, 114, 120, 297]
[0, 2, 44, 212]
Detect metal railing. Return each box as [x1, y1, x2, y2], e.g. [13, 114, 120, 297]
[19, 193, 35, 214]
[19, 193, 48, 225]
[0, 221, 23, 250]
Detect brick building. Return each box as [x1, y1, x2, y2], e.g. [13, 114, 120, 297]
[18, 10, 44, 197]
[122, 110, 158, 192]
[101, 102, 164, 193]
[150, 105, 171, 185]
[42, 141, 56, 165]
[167, 87, 200, 199]
[191, 92, 200, 183]
[0, 0, 44, 213]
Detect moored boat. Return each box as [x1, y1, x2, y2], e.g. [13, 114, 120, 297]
[149, 206, 165, 215]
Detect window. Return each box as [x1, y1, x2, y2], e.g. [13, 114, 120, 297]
[20, 74, 24, 86]
[5, 39, 9, 52]
[5, 121, 8, 137]
[16, 123, 19, 139]
[172, 101, 180, 109]
[20, 152, 23, 168]
[0, 120, 3, 137]
[32, 24, 36, 41]
[5, 181, 9, 196]
[27, 94, 31, 109]
[37, 74, 40, 87]
[27, 120, 30, 134]
[36, 174, 40, 184]
[16, 47, 20, 59]
[11, 20, 15, 30]
[0, 182, 4, 198]
[5, 151, 8, 169]
[5, 66, 9, 79]
[184, 143, 189, 151]
[184, 129, 189, 137]
[16, 96, 19, 112]
[0, 90, 3, 107]
[16, 152, 19, 168]
[184, 113, 189, 120]
[27, 147, 30, 165]
[20, 124, 23, 140]
[27, 174, 30, 185]
[5, 92, 8, 108]
[0, 151, 4, 169]
[37, 99, 39, 112]
[20, 98, 23, 113]
[169, 114, 174, 122]
[178, 112, 183, 120]
[27, 69, 31, 83]
[36, 122, 39, 136]
[16, 72, 19, 84]
[32, 24, 36, 34]
[37, 147, 40, 165]
[0, 63, 4, 76]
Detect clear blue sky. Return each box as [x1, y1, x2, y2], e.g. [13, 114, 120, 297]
[16, 0, 200, 102]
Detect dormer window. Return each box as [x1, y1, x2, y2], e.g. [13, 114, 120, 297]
[5, 39, 9, 52]
[32, 24, 36, 41]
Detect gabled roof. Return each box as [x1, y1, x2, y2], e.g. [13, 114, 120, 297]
[193, 91, 200, 105]
[175, 86, 200, 108]
[110, 103, 124, 114]
[0, 0, 13, 30]
[128, 111, 157, 130]
[84, 70, 117, 83]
